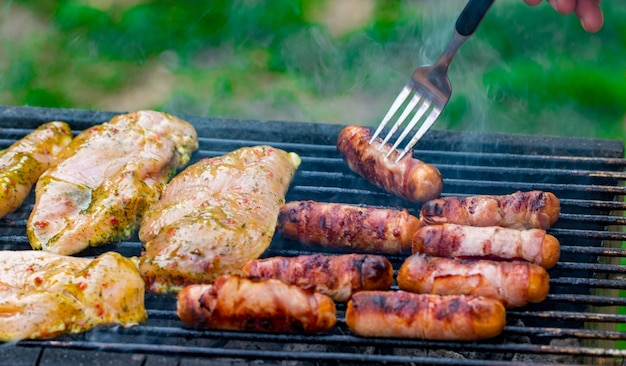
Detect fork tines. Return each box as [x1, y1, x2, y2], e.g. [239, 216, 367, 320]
[369, 86, 442, 164]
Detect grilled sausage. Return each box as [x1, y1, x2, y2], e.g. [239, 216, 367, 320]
[176, 275, 336, 334]
[397, 254, 550, 307]
[277, 200, 422, 255]
[242, 253, 393, 302]
[345, 291, 506, 341]
[412, 223, 560, 268]
[420, 190, 560, 230]
[337, 125, 443, 203]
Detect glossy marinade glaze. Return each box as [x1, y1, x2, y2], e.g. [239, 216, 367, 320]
[0, 250, 146, 341]
[138, 145, 301, 293]
[27, 111, 198, 255]
[0, 121, 72, 218]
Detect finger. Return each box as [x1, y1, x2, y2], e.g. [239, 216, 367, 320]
[575, 0, 604, 33]
[523, 0, 543, 6]
[547, 0, 576, 14]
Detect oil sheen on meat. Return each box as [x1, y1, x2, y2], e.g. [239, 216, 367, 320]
[27, 111, 198, 255]
[138, 145, 301, 293]
[337, 125, 442, 203]
[277, 200, 422, 255]
[412, 223, 560, 269]
[420, 191, 560, 230]
[397, 253, 550, 307]
[0, 122, 72, 219]
[0, 251, 147, 341]
[242, 253, 394, 302]
[346, 291, 506, 340]
[177, 275, 336, 334]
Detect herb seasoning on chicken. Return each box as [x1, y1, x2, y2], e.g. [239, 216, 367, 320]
[138, 145, 301, 293]
[27, 111, 198, 255]
[0, 122, 72, 219]
[0, 251, 147, 341]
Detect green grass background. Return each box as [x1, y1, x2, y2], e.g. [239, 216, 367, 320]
[1, 0, 625, 142]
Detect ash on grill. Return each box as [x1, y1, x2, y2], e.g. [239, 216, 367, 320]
[0, 106, 625, 366]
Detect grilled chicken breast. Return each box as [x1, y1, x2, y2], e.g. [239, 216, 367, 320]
[138, 145, 301, 293]
[27, 111, 198, 255]
[0, 250, 147, 341]
[0, 122, 72, 219]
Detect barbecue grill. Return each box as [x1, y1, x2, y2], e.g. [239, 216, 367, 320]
[0, 105, 625, 365]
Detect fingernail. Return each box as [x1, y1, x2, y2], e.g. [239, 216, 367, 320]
[548, 0, 561, 11]
[581, 19, 588, 31]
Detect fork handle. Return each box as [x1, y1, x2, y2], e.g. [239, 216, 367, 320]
[456, 0, 494, 37]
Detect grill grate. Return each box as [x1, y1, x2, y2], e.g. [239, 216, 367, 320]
[0, 106, 625, 365]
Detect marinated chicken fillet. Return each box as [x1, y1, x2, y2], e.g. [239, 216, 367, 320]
[243, 253, 393, 302]
[138, 145, 300, 293]
[177, 275, 336, 334]
[27, 111, 198, 255]
[337, 125, 442, 203]
[0, 251, 146, 341]
[420, 191, 560, 230]
[277, 200, 422, 254]
[413, 223, 560, 268]
[346, 292, 505, 341]
[397, 253, 550, 307]
[0, 122, 72, 219]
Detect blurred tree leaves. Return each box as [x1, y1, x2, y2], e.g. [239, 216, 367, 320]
[52, 0, 311, 65]
[1, 0, 624, 141]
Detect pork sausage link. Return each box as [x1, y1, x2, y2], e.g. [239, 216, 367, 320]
[397, 253, 550, 307]
[412, 223, 560, 268]
[177, 275, 336, 334]
[242, 253, 393, 302]
[277, 200, 422, 254]
[346, 291, 506, 340]
[420, 190, 560, 229]
[337, 125, 443, 203]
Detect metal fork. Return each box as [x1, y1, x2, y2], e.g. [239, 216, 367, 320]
[370, 0, 494, 163]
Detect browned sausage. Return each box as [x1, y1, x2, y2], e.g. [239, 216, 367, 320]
[420, 190, 560, 230]
[176, 275, 336, 334]
[277, 200, 422, 254]
[242, 253, 393, 302]
[397, 254, 550, 307]
[412, 223, 560, 269]
[345, 291, 506, 341]
[337, 125, 443, 203]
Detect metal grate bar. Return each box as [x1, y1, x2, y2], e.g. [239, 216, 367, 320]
[508, 310, 626, 323]
[550, 277, 626, 290]
[16, 340, 573, 366]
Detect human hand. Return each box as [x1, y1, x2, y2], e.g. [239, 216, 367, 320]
[523, 0, 603, 33]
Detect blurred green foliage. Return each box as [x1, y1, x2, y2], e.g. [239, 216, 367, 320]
[1, 0, 625, 142]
